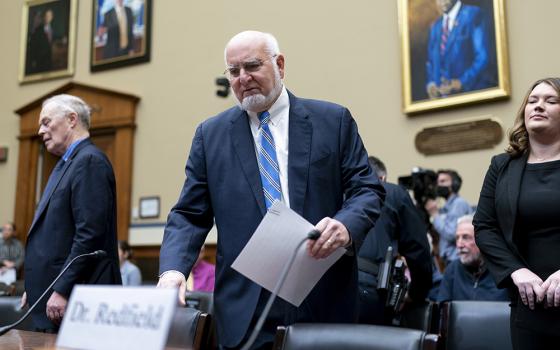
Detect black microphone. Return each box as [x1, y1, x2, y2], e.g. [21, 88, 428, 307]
[307, 229, 321, 240]
[0, 250, 107, 336]
[240, 229, 320, 350]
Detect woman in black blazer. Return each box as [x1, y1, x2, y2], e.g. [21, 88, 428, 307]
[474, 77, 560, 349]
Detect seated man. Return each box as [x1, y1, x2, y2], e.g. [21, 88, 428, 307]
[0, 222, 24, 285]
[437, 215, 508, 302]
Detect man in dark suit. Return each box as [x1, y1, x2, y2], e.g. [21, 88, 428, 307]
[358, 156, 432, 325]
[26, 8, 54, 75]
[100, 0, 134, 59]
[425, 0, 496, 98]
[23, 94, 121, 332]
[158, 31, 385, 349]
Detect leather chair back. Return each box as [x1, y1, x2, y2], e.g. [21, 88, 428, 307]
[274, 324, 438, 350]
[185, 291, 214, 314]
[441, 301, 512, 350]
[0, 296, 34, 331]
[400, 301, 439, 333]
[166, 307, 210, 350]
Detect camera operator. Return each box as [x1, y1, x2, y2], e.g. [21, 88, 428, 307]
[424, 169, 472, 266]
[358, 156, 432, 325]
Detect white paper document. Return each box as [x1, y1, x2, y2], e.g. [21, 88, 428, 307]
[231, 201, 345, 306]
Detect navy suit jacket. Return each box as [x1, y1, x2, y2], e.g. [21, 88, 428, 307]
[159, 92, 385, 347]
[426, 4, 496, 93]
[25, 139, 121, 330]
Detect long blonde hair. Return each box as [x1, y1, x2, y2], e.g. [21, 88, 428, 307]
[507, 78, 560, 157]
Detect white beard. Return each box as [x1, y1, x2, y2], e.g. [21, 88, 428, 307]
[235, 64, 283, 112]
[241, 93, 268, 112]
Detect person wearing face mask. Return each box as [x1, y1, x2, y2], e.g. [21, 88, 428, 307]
[437, 215, 507, 302]
[425, 169, 471, 266]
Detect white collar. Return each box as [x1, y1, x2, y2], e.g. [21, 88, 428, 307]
[247, 85, 289, 126]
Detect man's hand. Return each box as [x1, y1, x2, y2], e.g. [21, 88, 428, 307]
[2, 260, 15, 269]
[20, 291, 28, 309]
[426, 82, 440, 99]
[511, 268, 544, 310]
[157, 271, 187, 306]
[46, 291, 68, 325]
[307, 217, 350, 259]
[541, 270, 560, 307]
[439, 79, 462, 95]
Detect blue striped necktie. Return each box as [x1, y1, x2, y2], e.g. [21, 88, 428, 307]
[257, 110, 282, 209]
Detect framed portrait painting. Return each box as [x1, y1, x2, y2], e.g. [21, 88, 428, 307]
[19, 0, 77, 83]
[398, 0, 510, 114]
[91, 0, 152, 72]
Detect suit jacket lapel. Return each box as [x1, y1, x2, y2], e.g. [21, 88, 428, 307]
[29, 139, 91, 234]
[444, 8, 464, 57]
[506, 152, 528, 230]
[230, 110, 267, 215]
[287, 92, 311, 216]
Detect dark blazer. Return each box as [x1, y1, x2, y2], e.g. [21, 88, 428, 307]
[159, 92, 385, 347]
[426, 4, 496, 93]
[358, 182, 432, 302]
[27, 25, 52, 74]
[103, 6, 134, 59]
[25, 139, 121, 330]
[474, 152, 560, 334]
[473, 152, 528, 291]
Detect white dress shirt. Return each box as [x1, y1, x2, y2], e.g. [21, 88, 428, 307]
[443, 1, 462, 33]
[247, 86, 291, 208]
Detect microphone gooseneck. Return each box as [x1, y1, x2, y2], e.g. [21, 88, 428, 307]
[240, 230, 320, 350]
[0, 250, 107, 336]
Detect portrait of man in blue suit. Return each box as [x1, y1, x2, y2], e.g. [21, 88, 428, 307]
[425, 0, 498, 98]
[157, 31, 385, 349]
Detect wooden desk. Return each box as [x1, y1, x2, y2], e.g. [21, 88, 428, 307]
[0, 329, 194, 350]
[0, 330, 56, 350]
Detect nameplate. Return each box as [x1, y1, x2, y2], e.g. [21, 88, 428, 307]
[415, 118, 503, 155]
[56, 286, 177, 350]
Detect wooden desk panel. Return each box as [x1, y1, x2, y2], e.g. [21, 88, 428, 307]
[0, 330, 56, 350]
[0, 330, 191, 350]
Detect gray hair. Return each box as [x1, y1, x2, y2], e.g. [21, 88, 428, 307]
[457, 214, 474, 226]
[42, 94, 91, 129]
[224, 31, 281, 64]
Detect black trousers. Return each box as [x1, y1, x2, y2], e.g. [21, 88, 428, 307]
[358, 270, 391, 325]
[510, 305, 560, 350]
[222, 288, 312, 350]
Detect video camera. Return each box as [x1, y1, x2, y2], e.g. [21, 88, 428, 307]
[397, 167, 438, 208]
[377, 247, 409, 313]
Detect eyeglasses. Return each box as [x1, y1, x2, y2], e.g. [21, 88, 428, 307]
[224, 55, 277, 79]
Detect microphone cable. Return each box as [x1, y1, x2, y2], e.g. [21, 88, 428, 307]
[0, 250, 107, 336]
[240, 230, 320, 350]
